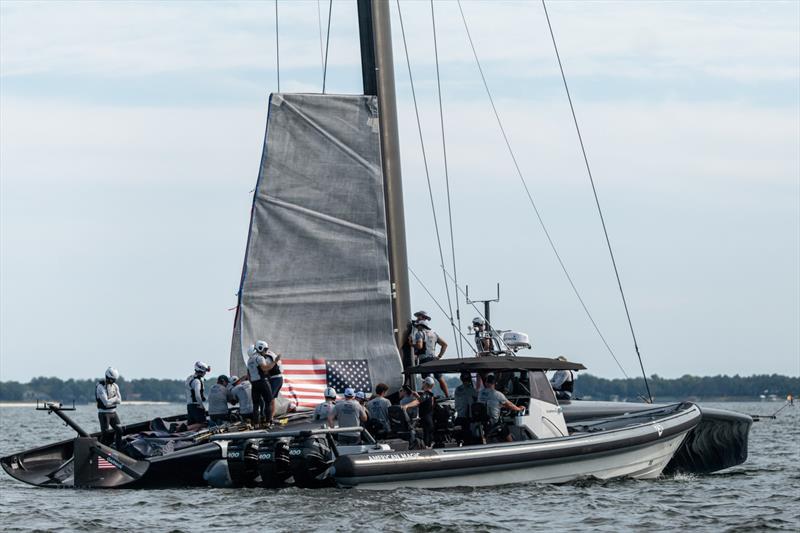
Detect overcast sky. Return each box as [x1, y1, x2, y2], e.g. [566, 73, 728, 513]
[1, 1, 798, 382]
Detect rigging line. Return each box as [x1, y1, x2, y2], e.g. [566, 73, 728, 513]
[275, 0, 280, 92]
[322, 0, 333, 94]
[396, 0, 459, 352]
[541, 0, 651, 402]
[430, 0, 464, 358]
[455, 0, 633, 381]
[409, 267, 477, 356]
[316, 0, 325, 76]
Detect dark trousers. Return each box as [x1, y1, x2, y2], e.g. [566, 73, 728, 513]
[98, 411, 123, 449]
[420, 413, 435, 447]
[209, 413, 230, 427]
[269, 375, 283, 398]
[186, 403, 206, 425]
[251, 379, 272, 423]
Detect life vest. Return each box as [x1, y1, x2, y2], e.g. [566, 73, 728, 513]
[562, 371, 575, 393]
[95, 381, 118, 410]
[247, 354, 268, 381]
[187, 375, 206, 404]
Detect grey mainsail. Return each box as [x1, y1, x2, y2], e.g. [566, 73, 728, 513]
[230, 93, 403, 408]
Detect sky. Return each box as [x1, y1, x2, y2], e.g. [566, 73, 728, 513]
[1, 1, 798, 382]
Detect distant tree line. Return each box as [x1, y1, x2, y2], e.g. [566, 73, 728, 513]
[0, 374, 797, 403]
[574, 373, 799, 401]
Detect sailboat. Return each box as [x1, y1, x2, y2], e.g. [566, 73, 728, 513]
[1, 0, 747, 489]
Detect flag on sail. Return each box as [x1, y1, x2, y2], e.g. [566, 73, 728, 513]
[281, 359, 372, 408]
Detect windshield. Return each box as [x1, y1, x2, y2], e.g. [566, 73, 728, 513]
[529, 370, 558, 405]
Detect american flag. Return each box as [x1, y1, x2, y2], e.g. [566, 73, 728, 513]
[97, 456, 116, 470]
[281, 359, 372, 409]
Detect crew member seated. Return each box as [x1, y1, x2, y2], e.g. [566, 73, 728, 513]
[550, 356, 575, 400]
[477, 373, 524, 442]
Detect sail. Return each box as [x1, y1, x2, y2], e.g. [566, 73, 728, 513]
[230, 93, 403, 408]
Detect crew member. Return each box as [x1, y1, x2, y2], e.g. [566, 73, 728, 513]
[472, 317, 494, 354]
[231, 376, 254, 423]
[477, 373, 524, 442]
[366, 383, 391, 432]
[355, 391, 367, 408]
[255, 340, 283, 421]
[313, 387, 337, 421]
[247, 342, 273, 425]
[413, 319, 450, 397]
[407, 311, 432, 366]
[550, 356, 575, 400]
[399, 385, 419, 419]
[96, 367, 123, 448]
[454, 371, 477, 443]
[327, 388, 367, 445]
[185, 361, 210, 426]
[401, 377, 437, 447]
[207, 374, 234, 426]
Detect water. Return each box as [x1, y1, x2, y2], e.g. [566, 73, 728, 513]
[0, 402, 797, 532]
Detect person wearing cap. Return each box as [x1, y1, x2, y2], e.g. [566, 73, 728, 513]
[230, 375, 254, 423]
[550, 356, 575, 400]
[407, 310, 431, 366]
[207, 375, 235, 426]
[401, 377, 437, 447]
[185, 361, 211, 427]
[314, 387, 337, 422]
[454, 372, 478, 443]
[366, 383, 391, 433]
[472, 317, 494, 354]
[477, 373, 524, 442]
[327, 388, 367, 445]
[413, 317, 450, 397]
[355, 391, 367, 407]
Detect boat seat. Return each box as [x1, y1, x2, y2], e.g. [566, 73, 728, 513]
[470, 402, 490, 443]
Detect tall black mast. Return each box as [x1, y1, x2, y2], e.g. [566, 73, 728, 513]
[357, 0, 412, 370]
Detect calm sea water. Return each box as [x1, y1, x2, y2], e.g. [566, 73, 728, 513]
[0, 401, 797, 532]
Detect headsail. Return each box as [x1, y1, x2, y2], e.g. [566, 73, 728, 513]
[230, 93, 403, 408]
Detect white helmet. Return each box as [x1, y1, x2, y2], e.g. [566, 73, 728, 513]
[255, 340, 269, 353]
[324, 387, 337, 399]
[194, 361, 210, 374]
[423, 376, 436, 387]
[472, 317, 486, 326]
[105, 367, 119, 381]
[230, 375, 239, 384]
[247, 344, 257, 357]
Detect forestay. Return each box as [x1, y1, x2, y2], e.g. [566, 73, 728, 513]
[230, 93, 403, 408]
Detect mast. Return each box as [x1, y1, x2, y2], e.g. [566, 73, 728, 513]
[357, 0, 412, 371]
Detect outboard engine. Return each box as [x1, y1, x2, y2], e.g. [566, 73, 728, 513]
[226, 438, 260, 487]
[288, 434, 335, 488]
[257, 439, 291, 488]
[502, 331, 532, 351]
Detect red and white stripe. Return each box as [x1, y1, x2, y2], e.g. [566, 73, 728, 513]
[280, 358, 327, 409]
[97, 457, 115, 470]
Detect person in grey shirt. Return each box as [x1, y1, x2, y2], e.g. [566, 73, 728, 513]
[399, 385, 419, 419]
[208, 375, 234, 426]
[327, 388, 367, 445]
[454, 372, 478, 444]
[477, 374, 524, 442]
[231, 376, 254, 423]
[313, 387, 337, 422]
[366, 383, 391, 432]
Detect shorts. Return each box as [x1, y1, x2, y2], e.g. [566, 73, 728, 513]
[187, 403, 206, 425]
[419, 356, 442, 379]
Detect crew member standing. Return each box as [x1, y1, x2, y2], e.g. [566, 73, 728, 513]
[472, 317, 494, 354]
[96, 367, 123, 448]
[550, 356, 575, 400]
[247, 342, 273, 425]
[413, 316, 450, 397]
[401, 377, 437, 447]
[185, 361, 210, 426]
[255, 340, 283, 422]
[454, 371, 477, 443]
[327, 388, 367, 445]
